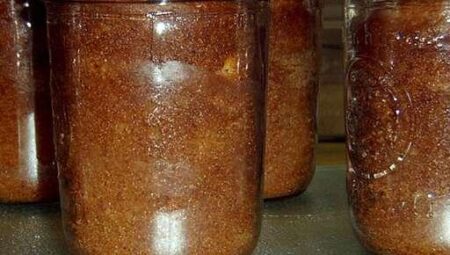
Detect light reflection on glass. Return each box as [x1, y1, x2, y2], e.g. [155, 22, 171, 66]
[155, 22, 168, 35]
[140, 61, 191, 89]
[18, 111, 38, 183]
[440, 205, 450, 245]
[153, 210, 186, 255]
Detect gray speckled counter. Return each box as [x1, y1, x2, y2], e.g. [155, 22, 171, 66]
[0, 166, 366, 255]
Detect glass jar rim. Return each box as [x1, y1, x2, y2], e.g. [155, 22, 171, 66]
[354, 0, 450, 7]
[45, 0, 258, 3]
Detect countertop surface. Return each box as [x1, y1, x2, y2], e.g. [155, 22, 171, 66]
[0, 144, 367, 254]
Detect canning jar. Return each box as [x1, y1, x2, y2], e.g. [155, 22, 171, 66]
[46, 1, 265, 254]
[345, 0, 450, 253]
[0, 0, 57, 203]
[263, 0, 320, 199]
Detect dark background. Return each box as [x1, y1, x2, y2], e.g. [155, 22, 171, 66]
[319, 0, 345, 141]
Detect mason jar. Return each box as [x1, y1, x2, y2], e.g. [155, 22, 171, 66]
[345, 0, 450, 253]
[0, 0, 57, 203]
[263, 0, 320, 199]
[47, 1, 265, 254]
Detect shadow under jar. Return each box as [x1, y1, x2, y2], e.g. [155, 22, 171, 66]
[263, 0, 320, 199]
[345, 0, 450, 254]
[0, 0, 57, 203]
[46, 1, 265, 254]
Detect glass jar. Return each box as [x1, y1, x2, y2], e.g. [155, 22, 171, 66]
[0, 0, 57, 203]
[345, 0, 450, 253]
[263, 0, 320, 199]
[47, 1, 265, 254]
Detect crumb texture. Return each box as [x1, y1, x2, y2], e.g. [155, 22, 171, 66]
[263, 0, 319, 199]
[48, 2, 263, 254]
[0, 0, 57, 203]
[347, 1, 450, 254]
